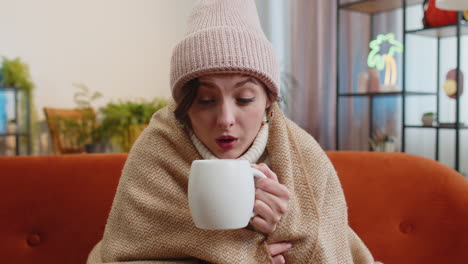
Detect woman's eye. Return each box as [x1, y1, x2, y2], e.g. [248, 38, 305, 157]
[237, 97, 255, 103]
[197, 99, 215, 105]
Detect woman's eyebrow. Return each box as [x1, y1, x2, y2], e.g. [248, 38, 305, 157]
[198, 81, 216, 88]
[235, 77, 257, 88]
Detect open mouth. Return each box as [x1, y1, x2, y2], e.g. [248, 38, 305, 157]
[216, 136, 238, 150]
[218, 138, 235, 143]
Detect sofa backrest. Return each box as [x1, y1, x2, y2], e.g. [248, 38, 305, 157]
[327, 151, 468, 264]
[0, 154, 127, 264]
[1, 152, 467, 264]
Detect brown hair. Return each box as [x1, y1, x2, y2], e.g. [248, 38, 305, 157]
[174, 77, 280, 128]
[174, 79, 200, 127]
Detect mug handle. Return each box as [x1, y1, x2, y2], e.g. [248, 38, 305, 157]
[251, 168, 267, 179]
[250, 168, 267, 218]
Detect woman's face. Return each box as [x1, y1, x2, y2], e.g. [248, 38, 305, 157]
[188, 74, 271, 159]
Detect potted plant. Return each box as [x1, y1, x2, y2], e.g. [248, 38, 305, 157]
[6, 119, 17, 134]
[52, 84, 105, 153]
[422, 112, 435, 126]
[369, 129, 397, 152]
[1, 57, 34, 90]
[53, 108, 99, 152]
[100, 97, 168, 152]
[72, 83, 106, 153]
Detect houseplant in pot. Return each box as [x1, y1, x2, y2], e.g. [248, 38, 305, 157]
[51, 84, 105, 153]
[72, 83, 106, 153]
[421, 112, 435, 126]
[53, 108, 100, 153]
[100, 97, 168, 152]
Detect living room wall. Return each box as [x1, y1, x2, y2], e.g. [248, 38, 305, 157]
[0, 0, 196, 154]
[0, 0, 195, 115]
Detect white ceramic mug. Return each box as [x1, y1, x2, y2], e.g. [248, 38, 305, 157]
[188, 159, 266, 230]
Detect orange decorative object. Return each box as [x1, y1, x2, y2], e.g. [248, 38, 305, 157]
[1, 152, 467, 264]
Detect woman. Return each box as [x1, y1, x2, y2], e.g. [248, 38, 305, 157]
[88, 0, 380, 263]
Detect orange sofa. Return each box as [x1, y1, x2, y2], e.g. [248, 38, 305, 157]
[1, 152, 467, 264]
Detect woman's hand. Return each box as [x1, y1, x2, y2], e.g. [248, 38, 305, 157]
[251, 163, 291, 234]
[268, 242, 292, 264]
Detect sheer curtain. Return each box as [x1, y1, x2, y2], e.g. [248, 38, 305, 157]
[257, 0, 338, 150]
[257, 0, 403, 152]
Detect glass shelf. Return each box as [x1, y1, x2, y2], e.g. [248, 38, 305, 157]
[338, 91, 437, 97]
[0, 87, 21, 91]
[339, 0, 424, 14]
[0, 133, 30, 137]
[406, 23, 468, 38]
[405, 125, 468, 129]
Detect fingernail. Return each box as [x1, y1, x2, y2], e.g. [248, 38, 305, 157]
[287, 243, 293, 249]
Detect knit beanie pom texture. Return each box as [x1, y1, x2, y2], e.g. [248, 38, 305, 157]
[170, 0, 280, 102]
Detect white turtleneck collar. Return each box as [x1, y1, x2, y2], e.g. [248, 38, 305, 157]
[189, 122, 269, 164]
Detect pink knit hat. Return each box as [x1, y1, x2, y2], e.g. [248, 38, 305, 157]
[170, 0, 280, 102]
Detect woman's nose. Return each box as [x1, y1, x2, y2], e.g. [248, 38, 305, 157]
[217, 102, 235, 129]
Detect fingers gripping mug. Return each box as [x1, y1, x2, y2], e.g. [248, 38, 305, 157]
[188, 159, 267, 230]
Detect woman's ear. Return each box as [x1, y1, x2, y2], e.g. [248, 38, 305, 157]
[265, 97, 271, 109]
